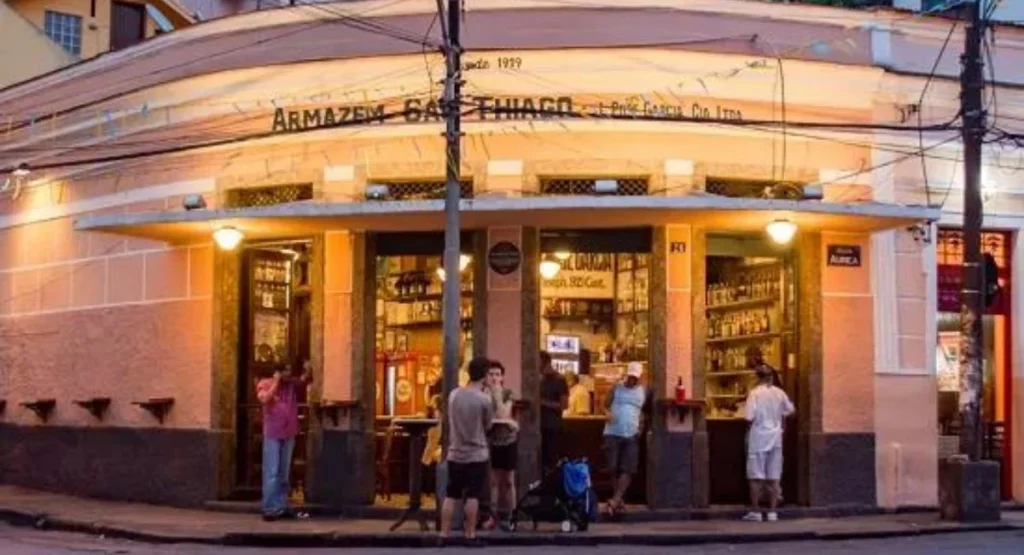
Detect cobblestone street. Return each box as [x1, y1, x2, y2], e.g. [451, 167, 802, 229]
[3, 525, 1024, 554]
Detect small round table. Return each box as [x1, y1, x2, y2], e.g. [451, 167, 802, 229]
[389, 417, 439, 532]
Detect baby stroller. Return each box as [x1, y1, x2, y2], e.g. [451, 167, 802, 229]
[509, 458, 598, 532]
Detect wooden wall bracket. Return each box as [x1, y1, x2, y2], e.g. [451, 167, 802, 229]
[73, 397, 111, 421]
[656, 398, 706, 423]
[132, 398, 174, 424]
[21, 399, 56, 423]
[314, 400, 360, 427]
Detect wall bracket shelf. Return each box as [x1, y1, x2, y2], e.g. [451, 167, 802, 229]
[314, 400, 360, 427]
[21, 399, 56, 423]
[73, 397, 111, 421]
[132, 398, 174, 424]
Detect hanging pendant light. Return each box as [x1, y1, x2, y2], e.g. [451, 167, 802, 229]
[765, 219, 797, 245]
[213, 226, 244, 250]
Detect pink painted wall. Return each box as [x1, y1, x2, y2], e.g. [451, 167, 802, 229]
[665, 225, 693, 432]
[875, 229, 937, 507]
[821, 233, 874, 433]
[875, 374, 938, 507]
[322, 231, 353, 402]
[485, 226, 524, 396]
[0, 194, 213, 428]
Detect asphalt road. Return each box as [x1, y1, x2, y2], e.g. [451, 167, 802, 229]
[2, 525, 1024, 555]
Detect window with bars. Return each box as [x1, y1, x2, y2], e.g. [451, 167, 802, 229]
[937, 229, 1009, 268]
[44, 11, 83, 56]
[225, 184, 314, 208]
[704, 178, 806, 200]
[377, 180, 474, 201]
[539, 178, 649, 196]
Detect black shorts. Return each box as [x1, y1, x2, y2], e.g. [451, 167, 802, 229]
[490, 442, 518, 471]
[446, 461, 488, 501]
[603, 435, 639, 476]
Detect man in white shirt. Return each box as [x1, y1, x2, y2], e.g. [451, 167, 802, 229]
[743, 349, 794, 522]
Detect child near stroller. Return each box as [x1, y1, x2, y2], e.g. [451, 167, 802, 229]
[509, 458, 598, 532]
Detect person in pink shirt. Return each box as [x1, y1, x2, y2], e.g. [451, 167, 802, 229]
[256, 362, 311, 521]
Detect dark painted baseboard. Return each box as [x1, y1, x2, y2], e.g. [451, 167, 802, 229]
[809, 432, 876, 507]
[310, 429, 375, 506]
[647, 431, 694, 509]
[0, 424, 218, 507]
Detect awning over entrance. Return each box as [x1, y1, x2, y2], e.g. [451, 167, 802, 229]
[74, 196, 940, 244]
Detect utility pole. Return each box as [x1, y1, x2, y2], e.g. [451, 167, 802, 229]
[958, 0, 986, 463]
[440, 0, 462, 448]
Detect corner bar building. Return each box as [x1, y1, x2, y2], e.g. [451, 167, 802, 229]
[1, 0, 1021, 510]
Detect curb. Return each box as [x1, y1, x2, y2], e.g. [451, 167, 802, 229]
[1, 508, 1020, 548]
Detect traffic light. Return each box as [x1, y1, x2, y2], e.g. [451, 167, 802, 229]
[983, 253, 1001, 308]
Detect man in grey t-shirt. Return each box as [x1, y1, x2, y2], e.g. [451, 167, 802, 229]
[440, 356, 495, 541]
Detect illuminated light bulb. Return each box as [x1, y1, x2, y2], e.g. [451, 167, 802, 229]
[213, 226, 244, 250]
[554, 251, 571, 261]
[765, 219, 797, 245]
[539, 259, 562, 279]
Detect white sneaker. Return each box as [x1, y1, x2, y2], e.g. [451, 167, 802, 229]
[766, 512, 779, 522]
[742, 512, 763, 522]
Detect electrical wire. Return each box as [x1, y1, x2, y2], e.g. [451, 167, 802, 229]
[917, 18, 960, 207]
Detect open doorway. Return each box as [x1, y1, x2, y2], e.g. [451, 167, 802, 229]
[371, 232, 475, 507]
[537, 228, 651, 505]
[235, 239, 314, 500]
[704, 233, 800, 505]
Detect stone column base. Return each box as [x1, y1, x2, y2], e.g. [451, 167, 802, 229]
[939, 457, 1001, 522]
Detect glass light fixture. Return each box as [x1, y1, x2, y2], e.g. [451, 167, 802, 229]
[213, 226, 244, 250]
[765, 219, 797, 245]
[12, 163, 30, 177]
[539, 259, 562, 279]
[554, 251, 571, 261]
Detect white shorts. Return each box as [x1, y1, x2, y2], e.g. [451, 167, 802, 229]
[747, 447, 783, 481]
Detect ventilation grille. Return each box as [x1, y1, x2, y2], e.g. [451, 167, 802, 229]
[379, 180, 474, 201]
[540, 178, 649, 196]
[705, 178, 805, 200]
[225, 183, 313, 208]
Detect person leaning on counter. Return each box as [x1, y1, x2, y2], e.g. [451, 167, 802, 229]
[564, 372, 592, 416]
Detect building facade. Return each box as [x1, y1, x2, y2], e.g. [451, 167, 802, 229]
[0, 0, 1021, 509]
[1, 0, 195, 86]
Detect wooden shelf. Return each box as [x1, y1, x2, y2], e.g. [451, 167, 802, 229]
[386, 317, 471, 329]
[314, 400, 360, 427]
[707, 370, 756, 379]
[133, 398, 174, 424]
[706, 297, 778, 312]
[73, 397, 111, 421]
[707, 332, 780, 345]
[21, 399, 56, 423]
[656, 399, 706, 423]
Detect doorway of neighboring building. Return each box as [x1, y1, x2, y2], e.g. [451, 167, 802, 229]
[936, 228, 1013, 500]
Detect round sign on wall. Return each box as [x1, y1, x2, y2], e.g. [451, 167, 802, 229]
[488, 241, 522, 275]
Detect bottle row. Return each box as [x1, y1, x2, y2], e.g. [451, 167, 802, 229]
[706, 342, 778, 374]
[254, 259, 291, 284]
[707, 309, 772, 339]
[706, 271, 779, 306]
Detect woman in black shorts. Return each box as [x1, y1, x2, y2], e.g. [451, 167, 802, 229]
[486, 361, 519, 528]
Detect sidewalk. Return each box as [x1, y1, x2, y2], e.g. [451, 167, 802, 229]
[0, 486, 1020, 548]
